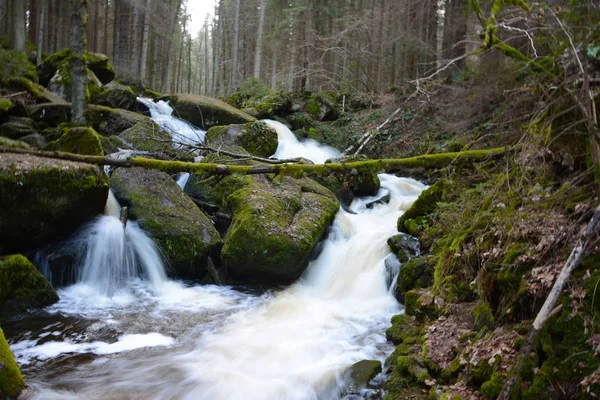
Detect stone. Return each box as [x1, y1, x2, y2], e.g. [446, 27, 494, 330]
[205, 121, 279, 158]
[170, 93, 255, 129]
[345, 360, 382, 394]
[0, 327, 27, 399]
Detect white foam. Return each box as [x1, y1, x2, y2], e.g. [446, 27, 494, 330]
[137, 97, 206, 145]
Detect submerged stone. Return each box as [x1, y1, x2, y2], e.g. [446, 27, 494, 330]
[346, 360, 382, 394]
[110, 168, 222, 279]
[0, 153, 108, 254]
[0, 327, 27, 399]
[0, 254, 58, 318]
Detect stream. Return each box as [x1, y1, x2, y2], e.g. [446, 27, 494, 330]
[3, 100, 426, 400]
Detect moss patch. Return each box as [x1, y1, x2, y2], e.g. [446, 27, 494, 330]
[44, 126, 104, 156]
[171, 93, 255, 129]
[0, 327, 27, 399]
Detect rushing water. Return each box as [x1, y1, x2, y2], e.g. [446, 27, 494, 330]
[5, 111, 426, 400]
[137, 97, 206, 145]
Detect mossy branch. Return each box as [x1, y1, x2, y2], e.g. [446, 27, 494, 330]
[0, 146, 508, 177]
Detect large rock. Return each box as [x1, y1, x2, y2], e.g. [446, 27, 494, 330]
[205, 121, 279, 158]
[397, 179, 448, 234]
[44, 127, 104, 156]
[345, 360, 382, 395]
[0, 153, 109, 254]
[93, 81, 136, 110]
[0, 117, 37, 140]
[37, 48, 71, 86]
[47, 60, 101, 102]
[110, 168, 222, 279]
[0, 327, 27, 399]
[29, 103, 148, 136]
[395, 257, 433, 302]
[170, 93, 255, 129]
[85, 52, 116, 85]
[221, 175, 339, 282]
[0, 255, 58, 318]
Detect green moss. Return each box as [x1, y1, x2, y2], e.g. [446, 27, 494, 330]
[398, 179, 449, 233]
[0, 254, 59, 318]
[172, 93, 255, 128]
[474, 301, 494, 331]
[0, 327, 27, 399]
[386, 314, 423, 345]
[395, 257, 433, 301]
[3, 77, 40, 98]
[404, 289, 437, 319]
[480, 372, 504, 399]
[0, 48, 37, 82]
[0, 98, 13, 113]
[0, 136, 31, 150]
[44, 127, 104, 156]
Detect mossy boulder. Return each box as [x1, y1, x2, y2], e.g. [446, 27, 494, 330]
[0, 153, 109, 254]
[44, 127, 104, 156]
[0, 98, 13, 121]
[395, 257, 433, 302]
[85, 52, 116, 85]
[345, 360, 382, 394]
[398, 179, 448, 233]
[304, 93, 340, 121]
[89, 105, 148, 136]
[221, 174, 339, 283]
[0, 117, 37, 140]
[0, 255, 58, 318]
[324, 154, 380, 197]
[170, 93, 255, 129]
[404, 289, 438, 320]
[37, 49, 115, 87]
[18, 133, 47, 148]
[47, 60, 101, 102]
[205, 121, 279, 158]
[110, 168, 222, 279]
[0, 327, 27, 399]
[93, 81, 136, 110]
[118, 121, 176, 155]
[0, 48, 37, 83]
[0, 136, 31, 150]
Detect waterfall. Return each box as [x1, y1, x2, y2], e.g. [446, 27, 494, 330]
[77, 191, 168, 296]
[176, 172, 190, 189]
[137, 97, 206, 145]
[262, 119, 341, 163]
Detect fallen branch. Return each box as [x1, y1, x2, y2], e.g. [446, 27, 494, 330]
[499, 204, 600, 400]
[0, 146, 508, 177]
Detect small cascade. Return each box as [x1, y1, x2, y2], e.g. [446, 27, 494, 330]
[137, 97, 206, 145]
[176, 172, 190, 189]
[262, 119, 341, 163]
[77, 191, 168, 296]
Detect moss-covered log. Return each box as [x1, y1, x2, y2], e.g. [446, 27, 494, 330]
[0, 147, 508, 178]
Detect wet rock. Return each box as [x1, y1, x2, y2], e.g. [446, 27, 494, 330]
[324, 155, 380, 197]
[397, 179, 448, 234]
[387, 233, 420, 263]
[110, 168, 222, 279]
[395, 257, 433, 302]
[0, 255, 58, 318]
[205, 121, 279, 158]
[0, 153, 109, 254]
[345, 360, 382, 394]
[366, 192, 391, 209]
[169, 93, 255, 129]
[0, 326, 27, 398]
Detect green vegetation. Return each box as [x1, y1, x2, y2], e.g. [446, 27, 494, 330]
[0, 327, 27, 399]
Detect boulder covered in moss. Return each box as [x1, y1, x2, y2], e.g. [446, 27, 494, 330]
[85, 52, 116, 85]
[0, 327, 27, 399]
[388, 233, 420, 263]
[93, 81, 136, 110]
[0, 153, 109, 254]
[44, 126, 104, 156]
[395, 257, 433, 302]
[89, 105, 148, 136]
[205, 121, 279, 158]
[0, 98, 13, 121]
[0, 255, 58, 318]
[221, 174, 339, 283]
[404, 288, 438, 320]
[47, 60, 101, 102]
[345, 360, 382, 394]
[37, 48, 71, 86]
[397, 179, 448, 233]
[110, 168, 222, 279]
[170, 93, 255, 129]
[304, 93, 340, 121]
[0, 117, 37, 140]
[118, 121, 175, 155]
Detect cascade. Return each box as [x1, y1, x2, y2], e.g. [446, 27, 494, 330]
[137, 97, 206, 145]
[8, 110, 427, 400]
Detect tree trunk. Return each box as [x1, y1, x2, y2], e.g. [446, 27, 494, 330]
[130, 2, 141, 80]
[70, 0, 89, 126]
[139, 0, 151, 88]
[231, 0, 241, 91]
[211, 1, 222, 96]
[10, 0, 25, 52]
[162, 0, 182, 93]
[36, 0, 47, 65]
[253, 0, 266, 80]
[271, 50, 278, 90]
